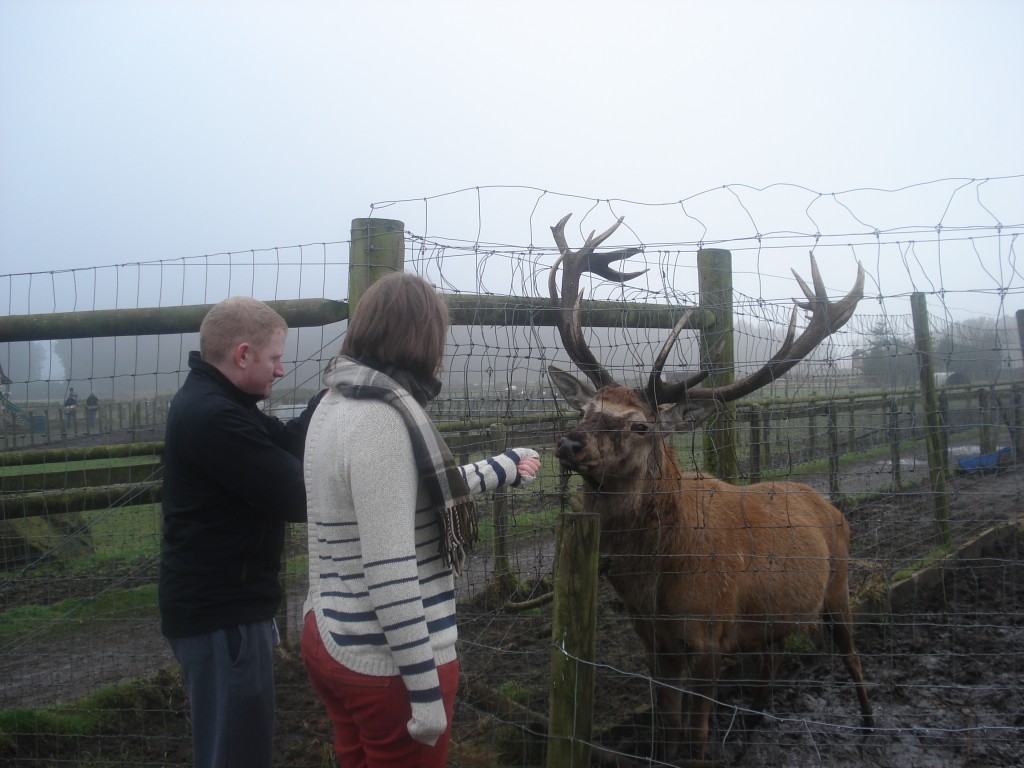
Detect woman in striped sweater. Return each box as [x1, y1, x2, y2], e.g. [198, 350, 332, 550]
[302, 272, 540, 767]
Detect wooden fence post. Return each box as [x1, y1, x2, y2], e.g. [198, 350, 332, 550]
[911, 292, 952, 547]
[488, 423, 512, 586]
[697, 248, 737, 481]
[1016, 309, 1024, 370]
[847, 396, 857, 453]
[748, 407, 762, 484]
[546, 511, 600, 768]
[887, 395, 901, 489]
[1014, 385, 1024, 460]
[939, 389, 951, 463]
[826, 402, 840, 500]
[349, 218, 405, 315]
[978, 388, 995, 455]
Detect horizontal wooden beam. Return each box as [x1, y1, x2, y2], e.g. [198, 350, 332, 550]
[0, 481, 162, 521]
[0, 296, 712, 342]
[0, 300, 349, 342]
[0, 441, 164, 468]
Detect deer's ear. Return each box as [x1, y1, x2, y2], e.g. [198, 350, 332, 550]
[659, 400, 715, 431]
[548, 365, 595, 411]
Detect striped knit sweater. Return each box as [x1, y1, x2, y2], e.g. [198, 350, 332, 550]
[303, 388, 536, 743]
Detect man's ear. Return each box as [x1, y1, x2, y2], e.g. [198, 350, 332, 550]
[233, 342, 252, 369]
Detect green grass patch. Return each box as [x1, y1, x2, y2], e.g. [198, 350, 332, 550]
[475, 502, 559, 545]
[0, 583, 158, 646]
[892, 544, 955, 583]
[0, 455, 160, 478]
[82, 503, 162, 563]
[0, 669, 181, 740]
[0, 704, 97, 737]
[497, 680, 532, 705]
[0, 503, 162, 580]
[785, 631, 819, 654]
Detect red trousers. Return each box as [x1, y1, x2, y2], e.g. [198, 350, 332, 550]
[300, 611, 459, 768]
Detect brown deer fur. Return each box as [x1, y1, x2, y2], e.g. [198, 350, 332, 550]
[550, 372, 875, 761]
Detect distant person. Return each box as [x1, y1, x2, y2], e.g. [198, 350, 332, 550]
[85, 390, 99, 432]
[63, 388, 78, 432]
[159, 296, 324, 768]
[301, 273, 541, 767]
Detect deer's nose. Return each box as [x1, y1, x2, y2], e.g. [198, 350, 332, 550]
[556, 435, 583, 460]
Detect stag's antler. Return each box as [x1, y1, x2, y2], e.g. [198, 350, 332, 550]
[549, 214, 865, 405]
[679, 255, 865, 404]
[549, 213, 646, 389]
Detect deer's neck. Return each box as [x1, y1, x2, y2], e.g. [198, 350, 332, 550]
[584, 444, 698, 556]
[585, 447, 709, 617]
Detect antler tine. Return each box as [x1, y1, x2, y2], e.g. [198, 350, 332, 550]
[549, 215, 646, 302]
[549, 213, 647, 389]
[644, 309, 711, 405]
[685, 255, 865, 404]
[582, 218, 626, 252]
[792, 253, 864, 330]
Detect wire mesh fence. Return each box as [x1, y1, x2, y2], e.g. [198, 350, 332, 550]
[1, 177, 1022, 766]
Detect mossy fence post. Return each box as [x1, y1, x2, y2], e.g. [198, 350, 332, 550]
[911, 292, 952, 548]
[488, 422, 513, 594]
[698, 248, 737, 481]
[748, 406, 763, 484]
[847, 396, 857, 453]
[886, 395, 901, 489]
[826, 402, 840, 499]
[1016, 309, 1024, 378]
[349, 218, 405, 314]
[1013, 385, 1024, 460]
[546, 511, 600, 768]
[1014, 309, 1024, 461]
[978, 388, 995, 456]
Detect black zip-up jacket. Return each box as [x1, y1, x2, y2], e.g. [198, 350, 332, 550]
[158, 351, 321, 639]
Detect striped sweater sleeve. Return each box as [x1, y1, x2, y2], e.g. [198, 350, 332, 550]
[459, 448, 539, 494]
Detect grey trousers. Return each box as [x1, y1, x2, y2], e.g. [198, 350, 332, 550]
[169, 619, 279, 768]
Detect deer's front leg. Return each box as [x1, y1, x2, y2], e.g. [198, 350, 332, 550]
[650, 648, 686, 762]
[682, 651, 723, 761]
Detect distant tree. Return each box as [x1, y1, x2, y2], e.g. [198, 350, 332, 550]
[857, 320, 918, 388]
[2, 342, 46, 383]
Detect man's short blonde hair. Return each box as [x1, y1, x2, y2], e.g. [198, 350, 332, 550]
[199, 297, 288, 364]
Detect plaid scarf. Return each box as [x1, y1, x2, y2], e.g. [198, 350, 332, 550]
[322, 355, 478, 575]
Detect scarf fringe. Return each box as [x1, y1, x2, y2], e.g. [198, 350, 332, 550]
[439, 500, 479, 576]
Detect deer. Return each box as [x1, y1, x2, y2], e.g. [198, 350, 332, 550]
[546, 213, 875, 762]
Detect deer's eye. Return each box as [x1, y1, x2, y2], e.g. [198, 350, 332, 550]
[630, 423, 650, 434]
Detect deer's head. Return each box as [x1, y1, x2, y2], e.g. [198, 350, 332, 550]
[548, 366, 712, 491]
[546, 213, 864, 488]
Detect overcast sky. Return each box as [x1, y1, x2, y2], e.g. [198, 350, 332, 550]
[1, 1, 1022, 319]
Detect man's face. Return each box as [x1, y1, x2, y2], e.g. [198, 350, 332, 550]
[236, 327, 287, 399]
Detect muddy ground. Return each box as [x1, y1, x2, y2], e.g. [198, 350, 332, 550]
[1, 464, 1022, 767]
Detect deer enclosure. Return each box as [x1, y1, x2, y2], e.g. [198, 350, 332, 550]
[1, 179, 1022, 767]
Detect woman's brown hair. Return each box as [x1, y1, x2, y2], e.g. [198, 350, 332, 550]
[341, 272, 449, 378]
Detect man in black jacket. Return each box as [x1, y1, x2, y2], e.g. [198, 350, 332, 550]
[159, 296, 322, 768]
